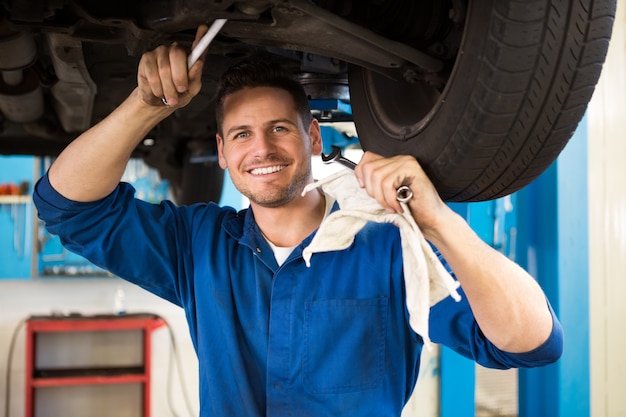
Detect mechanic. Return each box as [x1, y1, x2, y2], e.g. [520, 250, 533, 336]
[33, 25, 562, 416]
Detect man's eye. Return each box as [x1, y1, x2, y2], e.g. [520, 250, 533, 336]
[273, 126, 286, 133]
[234, 132, 249, 139]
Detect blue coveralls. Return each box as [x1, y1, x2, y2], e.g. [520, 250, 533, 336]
[33, 175, 563, 417]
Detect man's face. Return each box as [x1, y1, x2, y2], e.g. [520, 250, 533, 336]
[216, 86, 322, 208]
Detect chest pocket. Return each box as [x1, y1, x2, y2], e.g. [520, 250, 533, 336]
[303, 297, 389, 394]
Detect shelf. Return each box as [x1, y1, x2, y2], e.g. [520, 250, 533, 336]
[27, 314, 165, 332]
[0, 195, 31, 204]
[32, 373, 147, 388]
[25, 314, 165, 417]
[34, 366, 145, 379]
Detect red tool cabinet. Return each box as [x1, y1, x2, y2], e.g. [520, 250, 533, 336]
[25, 314, 165, 417]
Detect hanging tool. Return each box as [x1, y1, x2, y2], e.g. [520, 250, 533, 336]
[321, 145, 414, 203]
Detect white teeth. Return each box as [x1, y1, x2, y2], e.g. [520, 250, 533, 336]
[250, 165, 285, 175]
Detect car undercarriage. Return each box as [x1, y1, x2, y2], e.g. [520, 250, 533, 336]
[0, 0, 617, 203]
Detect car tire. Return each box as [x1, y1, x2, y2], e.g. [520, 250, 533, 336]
[348, 0, 616, 201]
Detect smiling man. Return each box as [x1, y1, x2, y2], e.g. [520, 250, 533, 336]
[217, 87, 318, 209]
[216, 72, 326, 247]
[33, 26, 563, 417]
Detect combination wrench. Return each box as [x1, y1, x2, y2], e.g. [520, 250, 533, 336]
[321, 146, 414, 203]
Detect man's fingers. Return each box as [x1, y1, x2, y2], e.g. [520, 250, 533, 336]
[356, 153, 396, 212]
[187, 25, 209, 92]
[169, 43, 190, 94]
[137, 26, 209, 107]
[155, 48, 180, 106]
[138, 50, 166, 105]
[357, 152, 416, 213]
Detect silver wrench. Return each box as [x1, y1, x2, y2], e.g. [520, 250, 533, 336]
[161, 19, 227, 105]
[187, 19, 227, 69]
[320, 146, 357, 170]
[320, 146, 413, 203]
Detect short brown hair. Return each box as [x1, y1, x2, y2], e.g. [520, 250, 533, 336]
[215, 59, 312, 135]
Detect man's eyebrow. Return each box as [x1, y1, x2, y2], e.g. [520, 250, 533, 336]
[266, 118, 298, 127]
[225, 119, 299, 137]
[225, 124, 251, 137]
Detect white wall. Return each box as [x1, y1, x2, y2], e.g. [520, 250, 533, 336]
[587, 1, 626, 415]
[0, 278, 199, 417]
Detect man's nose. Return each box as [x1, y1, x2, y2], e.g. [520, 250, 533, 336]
[251, 131, 277, 154]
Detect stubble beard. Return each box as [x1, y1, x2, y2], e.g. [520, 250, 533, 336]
[239, 164, 313, 208]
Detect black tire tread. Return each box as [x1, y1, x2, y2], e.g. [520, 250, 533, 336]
[350, 0, 615, 202]
[437, 0, 614, 200]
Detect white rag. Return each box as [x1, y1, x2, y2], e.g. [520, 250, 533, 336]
[302, 169, 461, 347]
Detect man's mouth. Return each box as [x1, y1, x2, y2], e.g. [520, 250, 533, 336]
[249, 165, 287, 176]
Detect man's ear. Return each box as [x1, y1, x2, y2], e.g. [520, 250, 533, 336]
[216, 134, 228, 169]
[309, 118, 323, 155]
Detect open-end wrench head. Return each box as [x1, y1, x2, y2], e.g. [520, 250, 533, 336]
[321, 146, 342, 163]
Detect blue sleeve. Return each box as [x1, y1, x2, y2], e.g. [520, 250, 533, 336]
[32, 173, 224, 306]
[429, 290, 563, 369]
[428, 249, 563, 369]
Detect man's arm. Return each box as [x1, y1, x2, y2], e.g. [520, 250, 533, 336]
[48, 26, 209, 202]
[354, 152, 555, 354]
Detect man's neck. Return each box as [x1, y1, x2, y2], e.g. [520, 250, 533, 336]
[251, 189, 326, 248]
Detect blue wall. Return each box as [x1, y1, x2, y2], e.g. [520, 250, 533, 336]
[0, 156, 245, 279]
[517, 117, 589, 417]
[0, 156, 35, 279]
